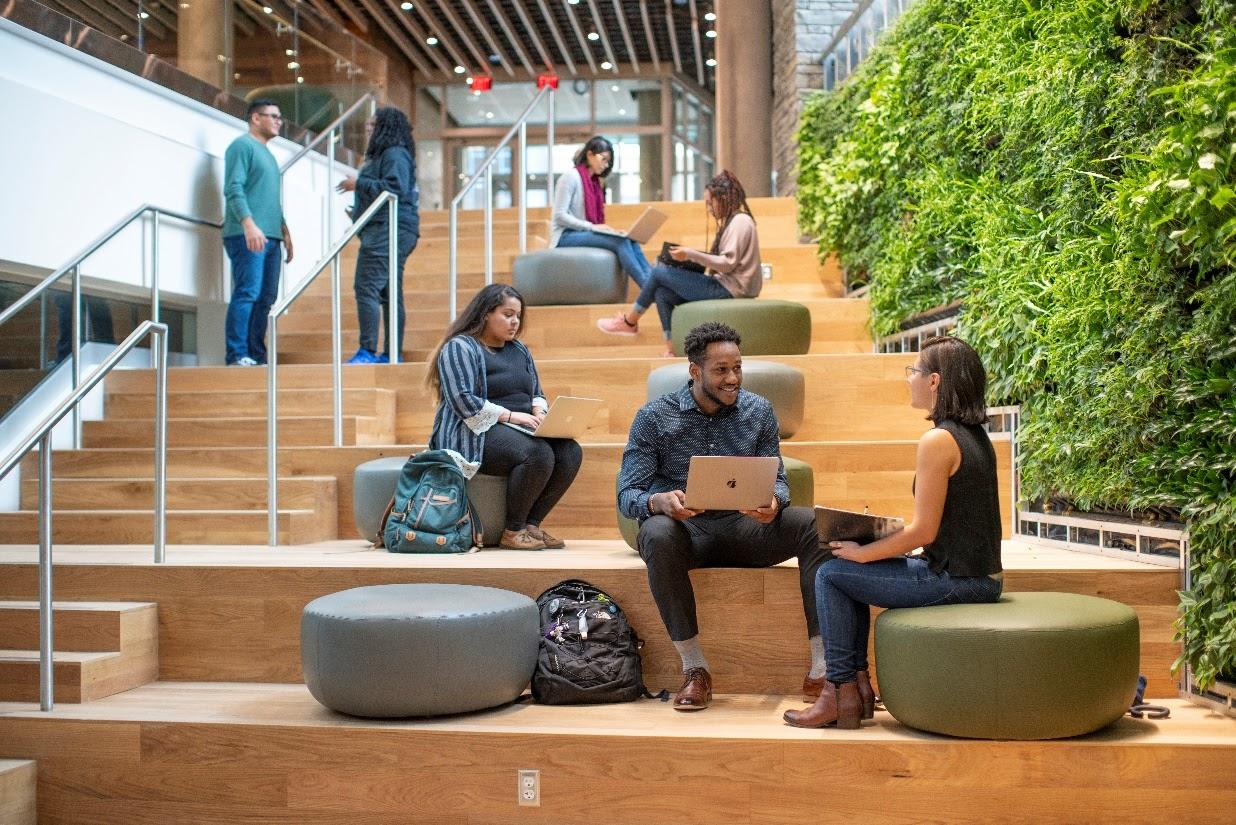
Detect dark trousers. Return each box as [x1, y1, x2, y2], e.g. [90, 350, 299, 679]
[223, 235, 282, 364]
[479, 424, 583, 530]
[633, 263, 733, 340]
[637, 506, 827, 641]
[354, 230, 417, 355]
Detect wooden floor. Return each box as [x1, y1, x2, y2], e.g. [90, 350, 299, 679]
[0, 683, 1232, 824]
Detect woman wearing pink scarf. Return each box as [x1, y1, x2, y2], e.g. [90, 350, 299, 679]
[550, 136, 651, 288]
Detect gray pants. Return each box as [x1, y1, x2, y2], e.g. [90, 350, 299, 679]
[354, 230, 417, 355]
[636, 506, 827, 641]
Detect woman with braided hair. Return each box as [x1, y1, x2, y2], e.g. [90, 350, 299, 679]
[597, 170, 761, 356]
[336, 106, 420, 364]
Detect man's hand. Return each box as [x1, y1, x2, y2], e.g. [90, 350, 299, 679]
[650, 490, 702, 521]
[507, 411, 540, 430]
[242, 219, 267, 254]
[740, 498, 779, 525]
[335, 175, 357, 193]
[282, 226, 294, 263]
[829, 540, 867, 562]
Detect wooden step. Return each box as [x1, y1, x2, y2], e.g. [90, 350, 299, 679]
[0, 509, 331, 544]
[0, 600, 157, 703]
[0, 759, 36, 825]
[104, 363, 384, 393]
[81, 415, 390, 448]
[106, 387, 396, 420]
[20, 476, 335, 511]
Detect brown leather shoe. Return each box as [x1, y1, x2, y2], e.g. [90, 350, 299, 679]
[783, 680, 862, 729]
[802, 670, 876, 720]
[499, 528, 545, 550]
[673, 667, 712, 711]
[525, 524, 565, 549]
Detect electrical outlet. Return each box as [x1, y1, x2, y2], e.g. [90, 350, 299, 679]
[517, 769, 540, 807]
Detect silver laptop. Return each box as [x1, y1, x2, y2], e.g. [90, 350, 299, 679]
[684, 455, 780, 511]
[594, 207, 669, 244]
[501, 396, 603, 439]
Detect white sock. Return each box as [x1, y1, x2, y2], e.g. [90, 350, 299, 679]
[808, 635, 827, 679]
[673, 636, 709, 673]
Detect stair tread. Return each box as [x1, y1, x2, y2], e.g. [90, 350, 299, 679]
[0, 601, 154, 611]
[0, 649, 118, 662]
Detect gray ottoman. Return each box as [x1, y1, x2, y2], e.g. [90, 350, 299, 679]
[302, 583, 539, 717]
[513, 247, 625, 305]
[353, 457, 507, 546]
[646, 360, 805, 438]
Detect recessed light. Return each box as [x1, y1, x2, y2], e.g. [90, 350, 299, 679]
[587, 31, 599, 41]
[287, 61, 299, 69]
[600, 60, 612, 70]
[465, 76, 473, 84]
[285, 48, 294, 56]
[400, 1, 413, 9]
[704, 11, 716, 21]
[705, 29, 716, 38]
[454, 65, 466, 73]
[296, 76, 304, 84]
[426, 36, 438, 45]
[262, 5, 272, 13]
[610, 84, 619, 92]
[618, 108, 626, 115]
[138, 11, 149, 18]
[485, 111, 494, 119]
[706, 57, 717, 67]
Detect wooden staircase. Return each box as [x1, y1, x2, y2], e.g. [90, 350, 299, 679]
[0, 601, 157, 703]
[0, 759, 36, 825]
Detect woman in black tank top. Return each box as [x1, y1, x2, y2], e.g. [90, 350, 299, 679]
[785, 337, 1003, 730]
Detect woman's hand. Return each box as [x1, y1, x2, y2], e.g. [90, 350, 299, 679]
[335, 176, 357, 193]
[507, 411, 540, 430]
[829, 540, 867, 562]
[668, 245, 695, 261]
[594, 223, 618, 234]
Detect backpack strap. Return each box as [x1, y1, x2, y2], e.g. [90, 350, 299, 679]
[371, 494, 397, 549]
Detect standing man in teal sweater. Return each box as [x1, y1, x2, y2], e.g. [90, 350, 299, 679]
[222, 98, 293, 366]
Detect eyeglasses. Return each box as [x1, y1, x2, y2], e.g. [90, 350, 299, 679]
[258, 112, 284, 121]
[904, 365, 931, 378]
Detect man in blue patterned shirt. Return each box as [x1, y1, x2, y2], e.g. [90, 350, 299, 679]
[618, 322, 826, 711]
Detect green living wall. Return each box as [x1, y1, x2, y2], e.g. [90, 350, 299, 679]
[797, 0, 1236, 687]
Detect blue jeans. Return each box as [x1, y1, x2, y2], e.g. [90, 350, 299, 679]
[223, 235, 282, 364]
[634, 263, 733, 340]
[556, 229, 651, 288]
[815, 556, 1002, 684]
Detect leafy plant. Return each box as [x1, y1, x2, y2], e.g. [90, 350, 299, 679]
[797, 0, 1236, 687]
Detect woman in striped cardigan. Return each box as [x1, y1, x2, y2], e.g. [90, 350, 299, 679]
[426, 284, 583, 550]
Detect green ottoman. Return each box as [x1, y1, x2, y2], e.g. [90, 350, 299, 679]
[875, 592, 1140, 739]
[646, 360, 805, 438]
[670, 299, 811, 356]
[617, 457, 814, 550]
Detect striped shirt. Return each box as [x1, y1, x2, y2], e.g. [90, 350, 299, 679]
[428, 335, 546, 472]
[617, 382, 789, 520]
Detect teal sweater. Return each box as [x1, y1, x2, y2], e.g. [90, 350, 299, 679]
[222, 134, 284, 239]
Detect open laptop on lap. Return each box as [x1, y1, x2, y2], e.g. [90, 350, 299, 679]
[814, 506, 904, 545]
[501, 396, 603, 439]
[684, 455, 781, 511]
[593, 207, 669, 244]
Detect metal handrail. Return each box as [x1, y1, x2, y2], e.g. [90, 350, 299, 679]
[265, 190, 397, 546]
[448, 84, 556, 320]
[0, 320, 168, 712]
[0, 204, 220, 445]
[820, 0, 913, 89]
[279, 93, 377, 175]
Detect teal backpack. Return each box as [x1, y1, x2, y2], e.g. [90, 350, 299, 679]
[380, 450, 481, 554]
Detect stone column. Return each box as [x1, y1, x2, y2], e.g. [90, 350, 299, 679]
[177, 0, 232, 91]
[715, 0, 772, 196]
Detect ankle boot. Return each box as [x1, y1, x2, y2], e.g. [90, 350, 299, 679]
[782, 680, 862, 729]
[856, 669, 876, 720]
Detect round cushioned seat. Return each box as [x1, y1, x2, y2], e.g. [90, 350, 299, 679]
[513, 247, 625, 305]
[353, 457, 506, 546]
[670, 299, 811, 356]
[302, 583, 538, 717]
[646, 360, 805, 438]
[875, 592, 1139, 739]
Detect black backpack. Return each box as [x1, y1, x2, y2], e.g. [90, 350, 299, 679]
[531, 579, 661, 705]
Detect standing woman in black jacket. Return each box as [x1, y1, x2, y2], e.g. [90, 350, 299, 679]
[337, 106, 420, 364]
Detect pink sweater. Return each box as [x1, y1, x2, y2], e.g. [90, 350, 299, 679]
[683, 213, 762, 298]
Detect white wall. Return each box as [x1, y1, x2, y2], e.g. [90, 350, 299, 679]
[0, 18, 355, 314]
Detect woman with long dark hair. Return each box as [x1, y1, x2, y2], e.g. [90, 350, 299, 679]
[337, 106, 420, 364]
[551, 135, 651, 287]
[783, 337, 1004, 730]
[426, 284, 583, 550]
[596, 170, 759, 356]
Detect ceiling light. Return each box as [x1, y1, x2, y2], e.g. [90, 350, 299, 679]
[587, 31, 599, 41]
[426, 36, 438, 45]
[296, 76, 304, 84]
[705, 29, 716, 38]
[704, 11, 716, 21]
[706, 57, 717, 67]
[465, 75, 473, 83]
[287, 61, 299, 69]
[262, 5, 272, 13]
[138, 11, 150, 19]
[472, 90, 481, 96]
[400, 1, 413, 9]
[485, 111, 494, 119]
[567, 0, 579, 4]
[285, 48, 294, 56]
[600, 60, 612, 70]
[454, 65, 466, 73]
[610, 84, 619, 92]
[618, 108, 626, 115]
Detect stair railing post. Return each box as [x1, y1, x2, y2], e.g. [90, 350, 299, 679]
[387, 199, 399, 365]
[332, 256, 343, 446]
[518, 120, 527, 253]
[71, 264, 81, 448]
[267, 318, 279, 547]
[484, 165, 494, 286]
[327, 127, 336, 256]
[38, 432, 53, 712]
[546, 87, 555, 204]
[151, 209, 161, 369]
[448, 202, 459, 321]
[153, 325, 167, 563]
